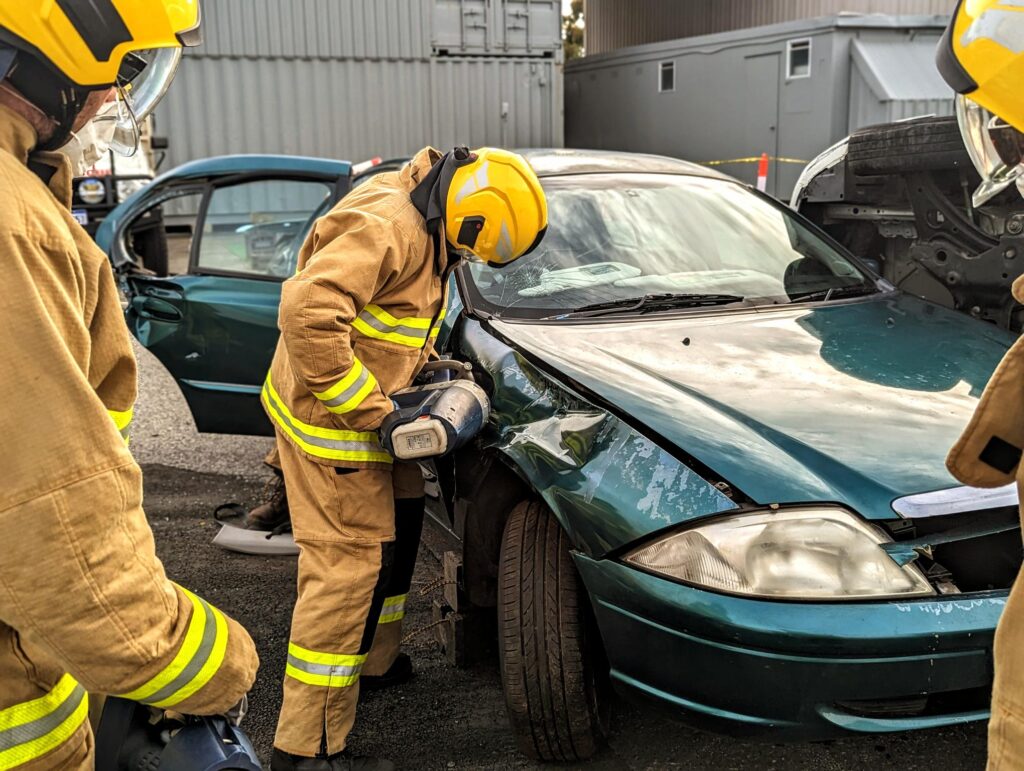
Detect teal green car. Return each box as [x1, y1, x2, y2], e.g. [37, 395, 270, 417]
[97, 150, 1021, 762]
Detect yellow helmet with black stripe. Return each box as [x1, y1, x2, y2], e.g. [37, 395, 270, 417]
[0, 0, 202, 150]
[444, 148, 548, 268]
[938, 0, 1024, 205]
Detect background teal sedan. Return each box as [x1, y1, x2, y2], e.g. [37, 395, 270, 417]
[97, 149, 1022, 762]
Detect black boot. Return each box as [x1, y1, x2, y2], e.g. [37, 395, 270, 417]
[360, 652, 413, 692]
[270, 748, 395, 771]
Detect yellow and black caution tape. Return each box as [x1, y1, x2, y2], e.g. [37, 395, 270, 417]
[701, 156, 809, 167]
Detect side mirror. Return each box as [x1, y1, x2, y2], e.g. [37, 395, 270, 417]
[862, 257, 882, 275]
[151, 136, 170, 150]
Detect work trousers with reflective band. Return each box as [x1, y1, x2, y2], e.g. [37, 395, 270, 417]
[363, 497, 425, 678]
[274, 434, 423, 757]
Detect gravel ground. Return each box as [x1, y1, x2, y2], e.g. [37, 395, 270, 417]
[133, 343, 990, 769]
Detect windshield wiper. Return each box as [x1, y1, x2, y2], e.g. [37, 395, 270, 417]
[788, 285, 876, 304]
[546, 293, 747, 320]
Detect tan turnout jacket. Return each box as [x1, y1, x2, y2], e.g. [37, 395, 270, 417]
[0, 105, 257, 768]
[263, 147, 448, 469]
[947, 275, 1024, 770]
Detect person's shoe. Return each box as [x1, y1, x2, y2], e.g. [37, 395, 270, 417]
[360, 652, 413, 692]
[245, 471, 289, 530]
[270, 748, 395, 771]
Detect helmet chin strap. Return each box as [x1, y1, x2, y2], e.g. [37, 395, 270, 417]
[1, 48, 91, 151]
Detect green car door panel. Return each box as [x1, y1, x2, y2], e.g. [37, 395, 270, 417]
[127, 273, 283, 435]
[488, 294, 1013, 519]
[457, 320, 738, 556]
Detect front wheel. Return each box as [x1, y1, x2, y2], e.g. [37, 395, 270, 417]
[497, 500, 610, 762]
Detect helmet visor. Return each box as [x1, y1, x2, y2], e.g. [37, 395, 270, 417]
[957, 94, 1024, 207]
[111, 46, 182, 156]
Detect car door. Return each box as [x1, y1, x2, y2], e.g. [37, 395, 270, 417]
[124, 171, 346, 435]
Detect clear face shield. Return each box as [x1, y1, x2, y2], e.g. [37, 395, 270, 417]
[111, 46, 182, 156]
[957, 93, 1024, 207]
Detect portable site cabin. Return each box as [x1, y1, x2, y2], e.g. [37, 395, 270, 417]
[565, 14, 953, 199]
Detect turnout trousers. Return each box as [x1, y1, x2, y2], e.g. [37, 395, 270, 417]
[273, 434, 424, 757]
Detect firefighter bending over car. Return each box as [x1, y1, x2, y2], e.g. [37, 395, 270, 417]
[262, 147, 547, 770]
[938, 1, 1024, 768]
[0, 2, 259, 769]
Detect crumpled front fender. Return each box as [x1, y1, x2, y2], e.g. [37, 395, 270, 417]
[458, 320, 736, 556]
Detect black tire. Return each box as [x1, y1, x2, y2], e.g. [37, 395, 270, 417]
[132, 225, 169, 276]
[498, 500, 610, 762]
[847, 115, 972, 176]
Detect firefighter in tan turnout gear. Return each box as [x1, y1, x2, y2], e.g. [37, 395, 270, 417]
[264, 146, 547, 770]
[0, 3, 259, 769]
[938, 1, 1024, 768]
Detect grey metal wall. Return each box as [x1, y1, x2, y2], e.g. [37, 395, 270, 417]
[585, 0, 951, 54]
[154, 0, 563, 169]
[566, 17, 949, 199]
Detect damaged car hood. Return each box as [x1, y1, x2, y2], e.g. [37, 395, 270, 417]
[489, 293, 1012, 519]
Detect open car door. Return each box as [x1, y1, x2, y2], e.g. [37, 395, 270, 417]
[110, 158, 351, 435]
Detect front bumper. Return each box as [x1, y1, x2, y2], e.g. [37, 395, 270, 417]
[574, 554, 1005, 740]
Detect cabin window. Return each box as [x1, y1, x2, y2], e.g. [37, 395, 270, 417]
[787, 39, 811, 79]
[659, 60, 675, 93]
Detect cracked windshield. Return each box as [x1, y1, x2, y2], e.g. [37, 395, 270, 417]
[466, 173, 876, 318]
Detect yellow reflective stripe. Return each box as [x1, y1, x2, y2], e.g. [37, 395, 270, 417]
[118, 586, 228, 709]
[353, 304, 433, 348]
[0, 674, 88, 769]
[108, 407, 133, 442]
[378, 593, 407, 624]
[364, 304, 432, 331]
[429, 305, 448, 339]
[286, 642, 366, 688]
[262, 375, 392, 464]
[314, 358, 379, 415]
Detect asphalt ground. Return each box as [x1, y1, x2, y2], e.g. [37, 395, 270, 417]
[133, 341, 990, 769]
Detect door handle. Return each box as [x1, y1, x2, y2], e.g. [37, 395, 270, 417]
[131, 295, 183, 322]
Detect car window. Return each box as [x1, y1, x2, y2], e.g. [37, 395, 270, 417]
[195, 178, 333, 279]
[124, 188, 203, 276]
[463, 174, 876, 318]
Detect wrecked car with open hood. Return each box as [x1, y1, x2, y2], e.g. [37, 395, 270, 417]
[98, 149, 1020, 762]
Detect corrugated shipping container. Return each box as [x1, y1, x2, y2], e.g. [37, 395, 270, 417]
[585, 0, 950, 54]
[156, 56, 562, 166]
[154, 0, 563, 168]
[432, 0, 562, 55]
[195, 0, 559, 59]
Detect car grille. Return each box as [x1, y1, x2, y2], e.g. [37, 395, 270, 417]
[836, 686, 990, 719]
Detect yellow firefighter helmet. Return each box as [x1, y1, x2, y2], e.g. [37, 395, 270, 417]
[937, 0, 1024, 205]
[0, 1, 202, 151]
[444, 148, 548, 267]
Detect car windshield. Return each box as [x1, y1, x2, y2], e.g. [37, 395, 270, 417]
[462, 173, 877, 319]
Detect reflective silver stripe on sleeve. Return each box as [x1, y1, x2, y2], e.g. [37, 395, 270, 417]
[139, 596, 218, 706]
[356, 310, 430, 342]
[321, 365, 372, 410]
[0, 683, 86, 753]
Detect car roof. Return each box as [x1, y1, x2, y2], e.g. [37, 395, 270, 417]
[516, 148, 731, 181]
[153, 154, 351, 184]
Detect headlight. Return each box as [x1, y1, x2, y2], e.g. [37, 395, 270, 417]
[623, 508, 934, 600]
[77, 178, 106, 205]
[116, 179, 149, 202]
